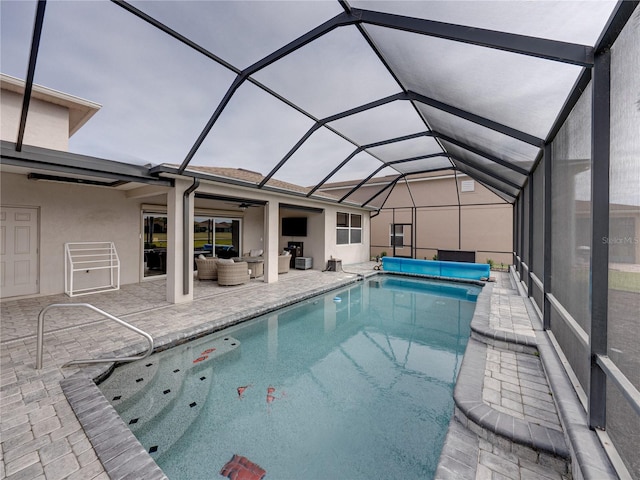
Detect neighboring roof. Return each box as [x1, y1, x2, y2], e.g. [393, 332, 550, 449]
[184, 166, 312, 195]
[156, 164, 343, 204]
[0, 73, 101, 137]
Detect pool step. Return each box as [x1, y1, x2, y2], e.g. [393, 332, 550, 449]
[136, 364, 214, 460]
[98, 336, 240, 448]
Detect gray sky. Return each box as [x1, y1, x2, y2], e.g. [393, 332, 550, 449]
[0, 1, 407, 185]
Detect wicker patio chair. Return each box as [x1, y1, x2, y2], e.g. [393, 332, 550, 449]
[217, 261, 250, 286]
[195, 257, 218, 281]
[278, 254, 291, 274]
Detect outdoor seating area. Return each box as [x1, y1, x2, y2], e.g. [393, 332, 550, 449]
[196, 256, 251, 285]
[196, 251, 293, 284]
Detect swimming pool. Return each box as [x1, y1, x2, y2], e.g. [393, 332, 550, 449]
[99, 276, 481, 479]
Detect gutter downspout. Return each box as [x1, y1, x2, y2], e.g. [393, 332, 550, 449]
[183, 178, 199, 295]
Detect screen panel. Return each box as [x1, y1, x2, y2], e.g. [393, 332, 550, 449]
[416, 103, 540, 167]
[444, 142, 528, 187]
[129, 1, 343, 70]
[327, 101, 427, 146]
[351, 0, 617, 46]
[364, 25, 583, 139]
[253, 26, 400, 119]
[364, 135, 443, 163]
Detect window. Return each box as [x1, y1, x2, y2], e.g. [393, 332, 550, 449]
[390, 224, 404, 247]
[337, 213, 362, 245]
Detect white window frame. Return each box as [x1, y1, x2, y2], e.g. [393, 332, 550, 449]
[337, 212, 362, 245]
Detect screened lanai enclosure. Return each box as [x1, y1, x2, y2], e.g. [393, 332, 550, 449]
[1, 0, 639, 477]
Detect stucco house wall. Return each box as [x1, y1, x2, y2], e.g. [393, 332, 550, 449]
[324, 204, 370, 266]
[0, 90, 70, 151]
[1, 172, 144, 295]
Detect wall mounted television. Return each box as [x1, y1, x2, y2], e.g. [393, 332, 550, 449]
[282, 217, 307, 237]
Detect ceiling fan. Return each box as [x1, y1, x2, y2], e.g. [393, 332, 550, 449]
[225, 201, 260, 210]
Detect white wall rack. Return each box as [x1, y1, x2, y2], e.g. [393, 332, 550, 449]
[65, 242, 120, 297]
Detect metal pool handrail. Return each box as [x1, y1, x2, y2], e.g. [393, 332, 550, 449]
[36, 303, 154, 369]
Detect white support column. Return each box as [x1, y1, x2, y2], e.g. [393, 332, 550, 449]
[166, 179, 194, 303]
[264, 200, 279, 283]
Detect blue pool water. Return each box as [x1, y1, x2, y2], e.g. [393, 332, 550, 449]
[99, 276, 481, 479]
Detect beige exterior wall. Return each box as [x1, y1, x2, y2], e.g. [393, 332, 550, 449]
[242, 206, 266, 254]
[325, 172, 513, 265]
[1, 170, 372, 298]
[461, 204, 513, 265]
[371, 210, 393, 257]
[390, 175, 460, 206]
[1, 172, 145, 295]
[414, 206, 460, 258]
[1, 90, 70, 150]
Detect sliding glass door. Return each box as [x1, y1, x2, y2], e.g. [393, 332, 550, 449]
[194, 216, 241, 259]
[142, 213, 243, 278]
[143, 213, 167, 277]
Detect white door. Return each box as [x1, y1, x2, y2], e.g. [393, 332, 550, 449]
[1, 207, 39, 298]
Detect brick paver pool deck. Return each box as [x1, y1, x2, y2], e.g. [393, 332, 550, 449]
[0, 264, 615, 479]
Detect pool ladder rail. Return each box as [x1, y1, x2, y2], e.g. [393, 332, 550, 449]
[36, 303, 154, 370]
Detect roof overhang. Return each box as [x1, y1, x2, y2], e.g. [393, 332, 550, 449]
[1, 73, 101, 137]
[0, 140, 172, 188]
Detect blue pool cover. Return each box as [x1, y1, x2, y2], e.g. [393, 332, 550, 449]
[382, 257, 490, 281]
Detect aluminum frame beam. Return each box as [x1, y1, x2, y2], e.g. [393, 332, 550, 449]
[453, 163, 518, 199]
[260, 93, 406, 188]
[306, 131, 445, 197]
[17, 0, 47, 152]
[435, 132, 530, 176]
[408, 91, 544, 147]
[449, 155, 521, 190]
[339, 164, 389, 203]
[588, 47, 611, 431]
[543, 145, 552, 330]
[361, 174, 404, 208]
[353, 8, 594, 67]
